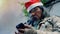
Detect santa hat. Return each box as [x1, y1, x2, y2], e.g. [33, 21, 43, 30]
[25, 0, 43, 13]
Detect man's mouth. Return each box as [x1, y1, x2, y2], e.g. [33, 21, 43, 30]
[32, 16, 39, 21]
[35, 15, 40, 18]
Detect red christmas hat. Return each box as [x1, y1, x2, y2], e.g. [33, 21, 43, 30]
[25, 0, 43, 12]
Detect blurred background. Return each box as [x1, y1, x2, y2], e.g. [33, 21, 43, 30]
[0, 0, 60, 34]
[0, 0, 29, 34]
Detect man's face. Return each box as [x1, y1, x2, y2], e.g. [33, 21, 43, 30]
[30, 7, 42, 20]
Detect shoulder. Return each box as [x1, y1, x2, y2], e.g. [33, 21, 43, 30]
[44, 16, 60, 26]
[49, 16, 60, 22]
[44, 16, 60, 21]
[40, 16, 60, 24]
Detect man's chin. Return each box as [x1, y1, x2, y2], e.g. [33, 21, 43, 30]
[32, 16, 39, 21]
[36, 17, 40, 20]
[35, 16, 40, 19]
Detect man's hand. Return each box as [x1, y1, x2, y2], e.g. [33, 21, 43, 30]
[16, 24, 33, 34]
[15, 31, 24, 34]
[15, 32, 17, 34]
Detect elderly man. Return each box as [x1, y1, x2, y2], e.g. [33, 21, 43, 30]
[15, 0, 60, 34]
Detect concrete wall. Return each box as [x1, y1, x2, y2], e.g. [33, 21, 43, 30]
[50, 2, 60, 16]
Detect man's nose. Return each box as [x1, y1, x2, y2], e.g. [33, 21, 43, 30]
[31, 13, 35, 16]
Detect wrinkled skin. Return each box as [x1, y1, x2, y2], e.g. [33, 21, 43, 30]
[30, 6, 43, 20]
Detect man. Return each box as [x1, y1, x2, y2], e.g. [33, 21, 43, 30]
[15, 0, 60, 34]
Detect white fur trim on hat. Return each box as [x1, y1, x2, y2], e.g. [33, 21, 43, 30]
[27, 2, 43, 12]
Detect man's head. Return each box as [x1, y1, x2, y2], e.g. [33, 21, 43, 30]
[29, 6, 44, 20]
[25, 0, 44, 20]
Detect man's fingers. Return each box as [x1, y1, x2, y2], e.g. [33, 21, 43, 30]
[18, 29, 25, 31]
[15, 32, 18, 34]
[18, 29, 25, 33]
[24, 24, 32, 28]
